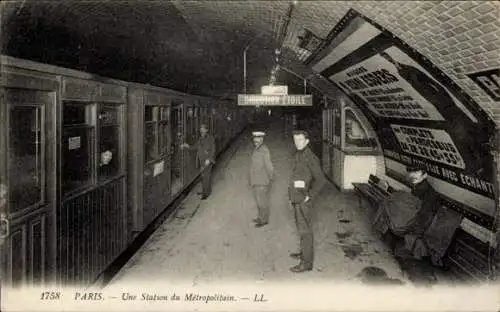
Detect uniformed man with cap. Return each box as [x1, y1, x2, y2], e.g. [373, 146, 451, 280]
[249, 131, 275, 227]
[181, 123, 215, 200]
[288, 129, 326, 273]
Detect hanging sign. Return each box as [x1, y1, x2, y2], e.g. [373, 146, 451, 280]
[261, 85, 288, 95]
[238, 94, 312, 106]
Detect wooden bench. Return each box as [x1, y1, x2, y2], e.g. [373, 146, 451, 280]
[439, 200, 495, 282]
[353, 175, 494, 281]
[352, 174, 395, 209]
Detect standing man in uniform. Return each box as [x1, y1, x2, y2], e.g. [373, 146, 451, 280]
[249, 131, 275, 227]
[181, 123, 215, 200]
[288, 130, 326, 273]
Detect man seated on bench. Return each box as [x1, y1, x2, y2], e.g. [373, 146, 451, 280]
[373, 164, 444, 263]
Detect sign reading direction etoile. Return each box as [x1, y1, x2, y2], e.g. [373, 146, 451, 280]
[237, 94, 313, 106]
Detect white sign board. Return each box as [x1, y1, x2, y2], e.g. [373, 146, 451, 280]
[261, 85, 288, 95]
[238, 95, 312, 106]
[68, 136, 81, 150]
[153, 160, 165, 177]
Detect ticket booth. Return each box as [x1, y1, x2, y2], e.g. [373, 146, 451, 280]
[327, 96, 381, 191]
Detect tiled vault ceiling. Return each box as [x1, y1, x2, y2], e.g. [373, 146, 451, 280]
[1, 1, 499, 123]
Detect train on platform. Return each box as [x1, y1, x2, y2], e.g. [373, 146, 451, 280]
[0, 55, 254, 287]
[1, 53, 497, 288]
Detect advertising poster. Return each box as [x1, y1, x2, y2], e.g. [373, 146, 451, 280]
[305, 10, 496, 227]
[467, 68, 500, 101]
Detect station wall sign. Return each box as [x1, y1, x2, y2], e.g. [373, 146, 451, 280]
[467, 68, 500, 101]
[304, 9, 496, 226]
[261, 85, 288, 95]
[238, 94, 312, 106]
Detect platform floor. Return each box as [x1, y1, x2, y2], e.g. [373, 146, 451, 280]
[107, 122, 410, 287]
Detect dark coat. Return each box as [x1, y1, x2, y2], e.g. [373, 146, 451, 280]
[288, 146, 326, 203]
[249, 143, 274, 186]
[189, 134, 215, 166]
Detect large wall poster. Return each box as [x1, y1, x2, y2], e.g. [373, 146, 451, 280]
[467, 68, 500, 102]
[305, 9, 497, 227]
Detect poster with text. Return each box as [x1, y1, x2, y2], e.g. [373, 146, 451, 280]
[305, 10, 496, 221]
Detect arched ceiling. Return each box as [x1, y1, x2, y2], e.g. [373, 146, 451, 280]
[1, 0, 499, 123]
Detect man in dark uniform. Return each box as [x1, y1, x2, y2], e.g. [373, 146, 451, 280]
[181, 124, 215, 200]
[288, 130, 326, 273]
[249, 131, 275, 227]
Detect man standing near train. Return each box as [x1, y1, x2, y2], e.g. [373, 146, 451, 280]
[181, 123, 215, 200]
[288, 130, 326, 273]
[248, 131, 275, 227]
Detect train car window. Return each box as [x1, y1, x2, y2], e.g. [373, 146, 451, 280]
[159, 120, 169, 156]
[322, 110, 328, 141]
[98, 105, 119, 126]
[186, 107, 193, 140]
[344, 108, 376, 149]
[145, 106, 156, 122]
[144, 120, 158, 163]
[9, 106, 45, 212]
[159, 107, 170, 157]
[144, 105, 170, 164]
[0, 97, 6, 216]
[170, 105, 182, 194]
[98, 104, 122, 182]
[160, 106, 169, 121]
[329, 108, 334, 142]
[62, 102, 95, 195]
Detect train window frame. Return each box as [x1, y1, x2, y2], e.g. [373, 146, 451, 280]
[97, 102, 125, 184]
[0, 91, 6, 217]
[62, 100, 126, 199]
[61, 101, 96, 197]
[342, 107, 377, 151]
[144, 103, 171, 168]
[8, 103, 46, 213]
[185, 105, 199, 143]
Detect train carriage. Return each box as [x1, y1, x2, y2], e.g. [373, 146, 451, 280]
[0, 55, 250, 287]
[1, 58, 59, 287]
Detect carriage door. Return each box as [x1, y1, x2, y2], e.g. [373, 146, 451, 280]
[185, 104, 199, 182]
[143, 102, 171, 225]
[170, 102, 184, 197]
[1, 88, 56, 287]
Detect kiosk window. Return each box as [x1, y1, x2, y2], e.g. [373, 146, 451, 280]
[344, 109, 376, 149]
